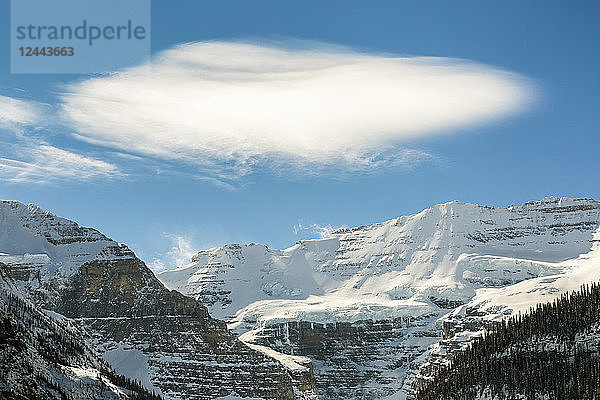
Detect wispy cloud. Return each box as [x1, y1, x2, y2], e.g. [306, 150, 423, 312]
[0, 142, 121, 184]
[148, 233, 198, 273]
[0, 94, 121, 184]
[60, 41, 534, 179]
[293, 221, 341, 239]
[0, 94, 42, 129]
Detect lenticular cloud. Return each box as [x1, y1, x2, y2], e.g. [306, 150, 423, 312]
[60, 41, 533, 175]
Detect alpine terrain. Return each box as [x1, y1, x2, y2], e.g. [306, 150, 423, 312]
[1, 197, 599, 399]
[159, 197, 600, 399]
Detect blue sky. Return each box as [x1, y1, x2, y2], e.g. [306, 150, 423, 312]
[1, 1, 599, 271]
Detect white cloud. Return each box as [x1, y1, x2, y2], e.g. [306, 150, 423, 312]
[0, 94, 46, 136]
[60, 41, 533, 177]
[294, 221, 341, 239]
[0, 93, 121, 184]
[148, 233, 197, 273]
[0, 143, 121, 184]
[0, 94, 41, 127]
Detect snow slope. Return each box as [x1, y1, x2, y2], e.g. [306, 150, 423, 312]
[450, 228, 600, 322]
[159, 197, 600, 327]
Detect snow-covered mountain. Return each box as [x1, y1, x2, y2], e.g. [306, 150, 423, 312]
[3, 197, 599, 399]
[0, 200, 314, 400]
[158, 197, 600, 399]
[0, 201, 134, 307]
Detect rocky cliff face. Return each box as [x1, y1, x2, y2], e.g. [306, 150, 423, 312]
[159, 197, 600, 399]
[247, 315, 440, 399]
[0, 200, 314, 400]
[0, 264, 159, 400]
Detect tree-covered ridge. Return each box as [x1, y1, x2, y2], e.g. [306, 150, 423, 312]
[415, 282, 600, 400]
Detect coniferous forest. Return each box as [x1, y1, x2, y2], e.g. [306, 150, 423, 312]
[415, 282, 600, 400]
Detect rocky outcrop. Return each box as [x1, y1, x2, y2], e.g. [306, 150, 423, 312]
[56, 256, 298, 399]
[55, 255, 207, 319]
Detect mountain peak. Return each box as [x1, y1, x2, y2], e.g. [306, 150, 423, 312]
[160, 195, 600, 322]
